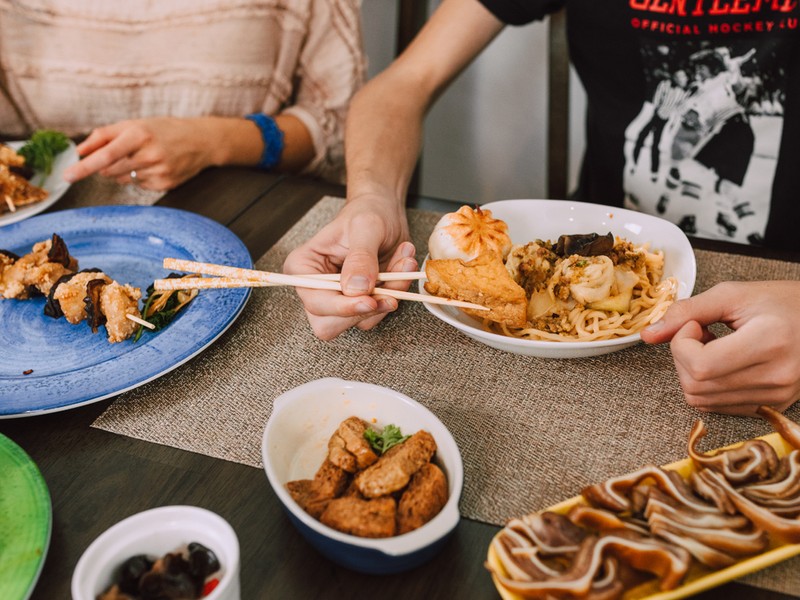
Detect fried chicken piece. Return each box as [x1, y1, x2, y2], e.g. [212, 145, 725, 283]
[52, 270, 111, 324]
[286, 459, 350, 519]
[424, 253, 527, 327]
[99, 281, 142, 343]
[355, 430, 437, 498]
[0, 236, 77, 299]
[397, 463, 449, 534]
[320, 496, 397, 538]
[327, 416, 379, 473]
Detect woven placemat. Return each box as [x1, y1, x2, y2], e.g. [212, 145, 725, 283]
[55, 175, 163, 211]
[93, 196, 800, 593]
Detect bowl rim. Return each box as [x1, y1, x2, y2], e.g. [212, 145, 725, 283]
[71, 505, 239, 599]
[420, 198, 697, 351]
[262, 377, 464, 556]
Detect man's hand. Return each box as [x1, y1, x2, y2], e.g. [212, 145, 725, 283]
[641, 281, 800, 415]
[283, 197, 417, 340]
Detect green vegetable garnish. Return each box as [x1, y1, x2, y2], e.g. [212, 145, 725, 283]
[18, 130, 70, 175]
[133, 274, 198, 342]
[364, 424, 411, 455]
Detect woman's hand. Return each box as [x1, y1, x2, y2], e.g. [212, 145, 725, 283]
[283, 196, 417, 340]
[641, 281, 800, 415]
[64, 117, 220, 191]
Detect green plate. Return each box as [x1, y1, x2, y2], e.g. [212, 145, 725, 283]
[0, 434, 51, 600]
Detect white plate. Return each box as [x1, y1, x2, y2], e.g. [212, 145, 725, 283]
[420, 199, 697, 359]
[0, 139, 79, 227]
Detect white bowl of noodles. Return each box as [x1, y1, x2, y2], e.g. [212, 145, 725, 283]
[419, 199, 696, 359]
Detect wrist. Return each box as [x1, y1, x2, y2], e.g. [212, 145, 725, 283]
[245, 113, 285, 170]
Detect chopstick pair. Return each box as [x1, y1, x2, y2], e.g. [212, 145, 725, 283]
[154, 258, 489, 312]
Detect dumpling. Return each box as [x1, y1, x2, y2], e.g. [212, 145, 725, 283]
[560, 255, 615, 305]
[428, 205, 512, 261]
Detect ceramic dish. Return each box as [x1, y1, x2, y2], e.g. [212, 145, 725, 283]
[0, 139, 79, 227]
[0, 434, 52, 600]
[72, 505, 240, 600]
[420, 199, 697, 359]
[487, 431, 800, 600]
[262, 378, 464, 574]
[0, 205, 251, 417]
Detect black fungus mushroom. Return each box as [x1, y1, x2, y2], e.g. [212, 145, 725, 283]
[117, 554, 154, 595]
[139, 553, 198, 600]
[0, 249, 20, 262]
[554, 232, 614, 257]
[85, 278, 108, 333]
[47, 233, 75, 268]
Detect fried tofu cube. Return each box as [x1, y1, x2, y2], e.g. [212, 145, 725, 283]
[355, 431, 437, 498]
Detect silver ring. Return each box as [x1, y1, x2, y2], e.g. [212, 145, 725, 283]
[130, 170, 138, 182]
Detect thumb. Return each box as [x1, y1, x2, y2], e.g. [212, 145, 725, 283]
[339, 219, 385, 297]
[641, 286, 729, 344]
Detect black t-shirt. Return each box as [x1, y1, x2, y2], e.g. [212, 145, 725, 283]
[478, 0, 800, 249]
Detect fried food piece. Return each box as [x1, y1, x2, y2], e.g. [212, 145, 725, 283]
[99, 281, 142, 343]
[327, 416, 379, 473]
[0, 163, 48, 214]
[355, 430, 437, 498]
[286, 459, 350, 519]
[397, 463, 449, 534]
[424, 253, 527, 327]
[0, 236, 77, 299]
[52, 271, 112, 324]
[320, 496, 397, 538]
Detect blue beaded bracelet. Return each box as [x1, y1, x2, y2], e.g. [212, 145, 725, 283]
[245, 113, 285, 170]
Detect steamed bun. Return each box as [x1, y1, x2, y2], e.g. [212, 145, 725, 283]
[428, 205, 512, 261]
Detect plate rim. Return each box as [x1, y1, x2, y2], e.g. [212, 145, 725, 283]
[0, 433, 52, 600]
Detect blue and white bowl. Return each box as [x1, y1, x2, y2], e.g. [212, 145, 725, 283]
[262, 378, 464, 574]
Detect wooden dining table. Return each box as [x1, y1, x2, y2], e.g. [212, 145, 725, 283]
[1, 166, 797, 600]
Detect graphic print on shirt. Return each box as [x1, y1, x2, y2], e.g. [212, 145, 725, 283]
[622, 6, 794, 245]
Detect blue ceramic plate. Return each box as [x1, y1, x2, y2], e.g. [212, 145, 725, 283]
[0, 139, 79, 228]
[0, 434, 51, 600]
[0, 206, 251, 417]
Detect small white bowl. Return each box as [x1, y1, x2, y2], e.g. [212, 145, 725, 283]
[71, 505, 240, 600]
[262, 378, 464, 574]
[420, 198, 697, 359]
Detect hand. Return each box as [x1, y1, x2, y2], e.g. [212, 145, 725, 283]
[283, 196, 417, 340]
[641, 281, 800, 416]
[63, 117, 216, 191]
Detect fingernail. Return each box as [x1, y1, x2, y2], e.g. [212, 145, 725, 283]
[346, 276, 370, 294]
[645, 319, 665, 332]
[400, 242, 415, 258]
[355, 301, 373, 314]
[376, 299, 397, 312]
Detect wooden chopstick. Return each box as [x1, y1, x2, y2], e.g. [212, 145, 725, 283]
[159, 258, 486, 311]
[163, 258, 426, 283]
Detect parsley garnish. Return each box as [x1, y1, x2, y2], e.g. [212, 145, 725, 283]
[364, 424, 411, 455]
[18, 130, 70, 175]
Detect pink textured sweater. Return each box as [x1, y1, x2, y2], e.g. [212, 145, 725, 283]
[0, 0, 366, 182]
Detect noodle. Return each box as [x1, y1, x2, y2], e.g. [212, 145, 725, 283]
[484, 241, 677, 342]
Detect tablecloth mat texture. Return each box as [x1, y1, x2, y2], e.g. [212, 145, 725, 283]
[93, 196, 800, 594]
[57, 174, 163, 211]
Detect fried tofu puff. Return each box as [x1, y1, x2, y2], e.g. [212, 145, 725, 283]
[355, 431, 437, 498]
[0, 235, 77, 299]
[320, 496, 397, 538]
[286, 459, 350, 519]
[327, 416, 380, 473]
[397, 463, 449, 534]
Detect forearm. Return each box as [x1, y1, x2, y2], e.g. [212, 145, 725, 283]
[200, 114, 315, 172]
[344, 73, 428, 209]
